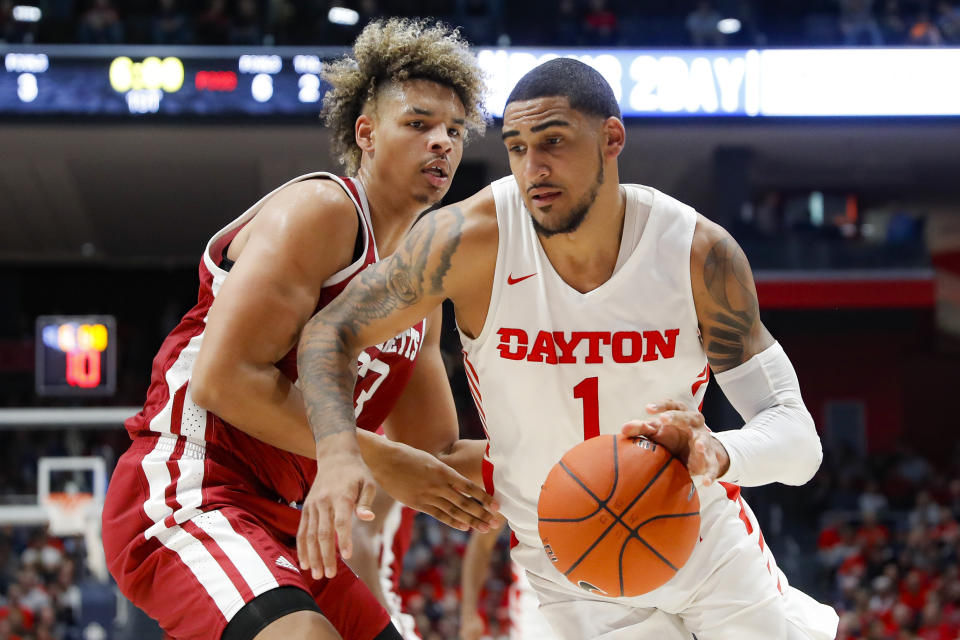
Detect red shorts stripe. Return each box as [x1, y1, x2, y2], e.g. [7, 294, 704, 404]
[104, 435, 392, 640]
[162, 437, 187, 529]
[170, 382, 187, 436]
[181, 518, 257, 603]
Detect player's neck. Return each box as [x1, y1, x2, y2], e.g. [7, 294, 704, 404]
[355, 168, 426, 257]
[538, 181, 626, 294]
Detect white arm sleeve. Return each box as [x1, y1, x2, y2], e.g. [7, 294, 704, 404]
[711, 341, 823, 487]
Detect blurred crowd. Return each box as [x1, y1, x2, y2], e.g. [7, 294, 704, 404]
[809, 446, 960, 640]
[2, 0, 960, 47]
[399, 520, 504, 640]
[0, 528, 86, 640]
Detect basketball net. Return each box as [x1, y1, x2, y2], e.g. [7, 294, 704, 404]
[42, 491, 96, 536]
[41, 489, 108, 582]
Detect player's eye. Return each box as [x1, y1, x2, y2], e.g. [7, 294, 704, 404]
[408, 120, 423, 128]
[546, 136, 562, 145]
[448, 128, 462, 138]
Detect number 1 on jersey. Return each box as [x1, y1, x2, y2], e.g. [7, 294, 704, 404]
[573, 376, 600, 440]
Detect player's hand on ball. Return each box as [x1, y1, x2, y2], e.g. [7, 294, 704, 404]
[621, 399, 730, 485]
[374, 441, 500, 533]
[298, 437, 377, 580]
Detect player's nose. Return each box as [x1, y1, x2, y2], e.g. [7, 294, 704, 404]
[523, 150, 549, 181]
[426, 123, 453, 154]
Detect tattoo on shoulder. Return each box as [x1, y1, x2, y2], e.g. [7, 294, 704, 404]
[350, 206, 465, 325]
[297, 207, 466, 443]
[701, 237, 759, 370]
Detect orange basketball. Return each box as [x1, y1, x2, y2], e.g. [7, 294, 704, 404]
[537, 434, 700, 597]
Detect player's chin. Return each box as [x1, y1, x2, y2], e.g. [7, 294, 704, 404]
[420, 185, 451, 206]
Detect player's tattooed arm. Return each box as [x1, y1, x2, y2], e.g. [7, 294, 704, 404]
[690, 217, 774, 373]
[297, 206, 467, 443]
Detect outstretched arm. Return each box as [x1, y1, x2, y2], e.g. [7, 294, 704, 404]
[376, 307, 496, 531]
[460, 522, 505, 640]
[624, 217, 822, 487]
[296, 202, 498, 578]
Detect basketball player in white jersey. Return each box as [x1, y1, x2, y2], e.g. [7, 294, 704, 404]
[102, 20, 499, 640]
[296, 58, 839, 639]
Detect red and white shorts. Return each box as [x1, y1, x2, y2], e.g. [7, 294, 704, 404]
[103, 434, 390, 640]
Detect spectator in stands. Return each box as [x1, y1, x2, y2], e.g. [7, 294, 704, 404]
[195, 0, 231, 44]
[0, 618, 13, 640]
[857, 510, 891, 551]
[0, 584, 33, 637]
[151, 0, 190, 44]
[454, 0, 504, 45]
[839, 0, 883, 44]
[860, 480, 890, 516]
[265, 0, 296, 44]
[583, 0, 618, 45]
[76, 0, 124, 44]
[910, 491, 942, 529]
[230, 0, 262, 45]
[686, 0, 724, 46]
[553, 0, 582, 46]
[907, 10, 944, 44]
[0, 0, 38, 44]
[880, 0, 907, 43]
[936, 1, 960, 42]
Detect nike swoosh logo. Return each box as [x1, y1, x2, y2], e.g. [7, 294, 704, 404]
[507, 272, 537, 285]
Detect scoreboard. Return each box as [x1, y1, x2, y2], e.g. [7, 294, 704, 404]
[35, 315, 117, 396]
[2, 45, 960, 118]
[1, 46, 343, 117]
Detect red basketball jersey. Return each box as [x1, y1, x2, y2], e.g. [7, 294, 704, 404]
[124, 173, 425, 505]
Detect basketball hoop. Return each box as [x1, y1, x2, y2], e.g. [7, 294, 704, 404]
[42, 491, 96, 536]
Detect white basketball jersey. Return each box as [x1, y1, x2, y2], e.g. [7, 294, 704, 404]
[458, 176, 723, 598]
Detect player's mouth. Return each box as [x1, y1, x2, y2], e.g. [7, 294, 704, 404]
[529, 187, 562, 207]
[422, 160, 449, 188]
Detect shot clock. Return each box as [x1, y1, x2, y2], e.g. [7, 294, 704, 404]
[35, 315, 117, 396]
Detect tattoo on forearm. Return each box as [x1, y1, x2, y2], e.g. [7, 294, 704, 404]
[297, 207, 466, 444]
[702, 238, 759, 370]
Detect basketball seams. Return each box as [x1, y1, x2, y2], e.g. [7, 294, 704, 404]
[626, 535, 681, 573]
[614, 453, 676, 524]
[539, 435, 624, 523]
[540, 436, 700, 596]
[562, 518, 621, 578]
[539, 508, 603, 523]
[632, 511, 700, 530]
[552, 438, 677, 580]
[607, 434, 620, 503]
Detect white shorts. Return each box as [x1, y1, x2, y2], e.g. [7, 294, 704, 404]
[510, 563, 559, 640]
[530, 574, 835, 640]
[519, 487, 838, 640]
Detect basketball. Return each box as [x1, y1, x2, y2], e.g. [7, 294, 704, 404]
[537, 434, 701, 598]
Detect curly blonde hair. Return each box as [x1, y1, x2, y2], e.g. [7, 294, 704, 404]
[321, 18, 488, 175]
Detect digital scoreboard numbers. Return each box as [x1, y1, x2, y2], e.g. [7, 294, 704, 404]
[3, 46, 960, 118]
[35, 315, 117, 396]
[1, 49, 331, 116]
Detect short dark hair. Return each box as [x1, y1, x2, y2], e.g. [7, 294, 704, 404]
[505, 58, 621, 120]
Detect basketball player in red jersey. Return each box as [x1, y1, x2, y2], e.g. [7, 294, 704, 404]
[297, 58, 839, 639]
[102, 19, 498, 640]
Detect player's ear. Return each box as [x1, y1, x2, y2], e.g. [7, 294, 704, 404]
[355, 113, 375, 153]
[601, 117, 626, 160]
